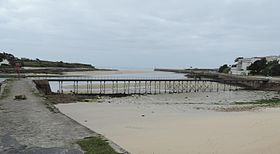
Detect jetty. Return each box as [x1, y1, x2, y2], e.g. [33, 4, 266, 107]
[34, 77, 269, 95]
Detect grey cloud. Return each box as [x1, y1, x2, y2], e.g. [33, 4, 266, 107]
[0, 0, 279, 69]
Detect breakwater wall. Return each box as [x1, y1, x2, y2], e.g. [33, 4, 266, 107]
[155, 68, 279, 91]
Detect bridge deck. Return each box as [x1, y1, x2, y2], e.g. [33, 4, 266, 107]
[47, 79, 212, 82]
[46, 78, 265, 82]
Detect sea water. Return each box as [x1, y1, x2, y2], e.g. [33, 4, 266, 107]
[0, 78, 6, 83]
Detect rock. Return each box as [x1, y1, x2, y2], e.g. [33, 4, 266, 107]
[14, 95, 27, 100]
[141, 114, 145, 117]
[83, 99, 91, 102]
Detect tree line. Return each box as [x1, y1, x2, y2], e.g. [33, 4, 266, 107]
[247, 58, 280, 76]
[0, 52, 95, 69]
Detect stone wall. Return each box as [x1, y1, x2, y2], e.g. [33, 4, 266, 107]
[33, 80, 52, 94]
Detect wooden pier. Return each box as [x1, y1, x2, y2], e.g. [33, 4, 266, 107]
[42, 78, 266, 95]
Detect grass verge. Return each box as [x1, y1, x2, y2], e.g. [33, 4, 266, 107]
[235, 98, 280, 107]
[215, 98, 280, 112]
[77, 136, 120, 154]
[215, 105, 258, 112]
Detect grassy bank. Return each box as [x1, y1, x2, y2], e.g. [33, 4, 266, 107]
[77, 136, 120, 154]
[216, 98, 280, 112]
[235, 98, 280, 107]
[22, 60, 95, 68]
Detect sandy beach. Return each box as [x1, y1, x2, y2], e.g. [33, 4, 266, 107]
[56, 90, 280, 154]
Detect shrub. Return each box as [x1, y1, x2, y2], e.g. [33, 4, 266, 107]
[218, 64, 230, 73]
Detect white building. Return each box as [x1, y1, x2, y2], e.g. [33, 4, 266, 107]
[230, 57, 262, 75]
[0, 59, 10, 66]
[230, 55, 280, 76]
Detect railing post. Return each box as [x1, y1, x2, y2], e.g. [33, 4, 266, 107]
[91, 81, 93, 94]
[159, 81, 161, 94]
[116, 81, 119, 94]
[99, 81, 102, 94]
[103, 81, 106, 94]
[112, 81, 114, 94]
[139, 81, 141, 94]
[150, 81, 152, 94]
[154, 81, 157, 94]
[87, 81, 89, 94]
[164, 81, 167, 93]
[194, 80, 197, 92]
[134, 81, 137, 94]
[145, 81, 147, 94]
[76, 81, 79, 94]
[128, 81, 130, 94]
[61, 81, 63, 94]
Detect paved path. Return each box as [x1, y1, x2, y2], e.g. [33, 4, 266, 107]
[0, 79, 95, 154]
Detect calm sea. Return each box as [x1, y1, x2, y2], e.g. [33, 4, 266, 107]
[0, 78, 6, 83]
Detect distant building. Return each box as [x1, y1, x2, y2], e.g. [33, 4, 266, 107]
[229, 55, 280, 76]
[230, 57, 262, 75]
[0, 59, 10, 66]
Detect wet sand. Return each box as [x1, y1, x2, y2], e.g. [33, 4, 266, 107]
[56, 91, 280, 154]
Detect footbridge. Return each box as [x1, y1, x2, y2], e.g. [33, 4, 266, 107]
[36, 77, 269, 95]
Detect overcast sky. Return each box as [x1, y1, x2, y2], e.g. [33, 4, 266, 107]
[0, 0, 279, 69]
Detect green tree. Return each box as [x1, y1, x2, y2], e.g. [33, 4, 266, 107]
[247, 58, 267, 75]
[234, 57, 244, 62]
[262, 60, 279, 75]
[270, 64, 280, 76]
[218, 64, 230, 73]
